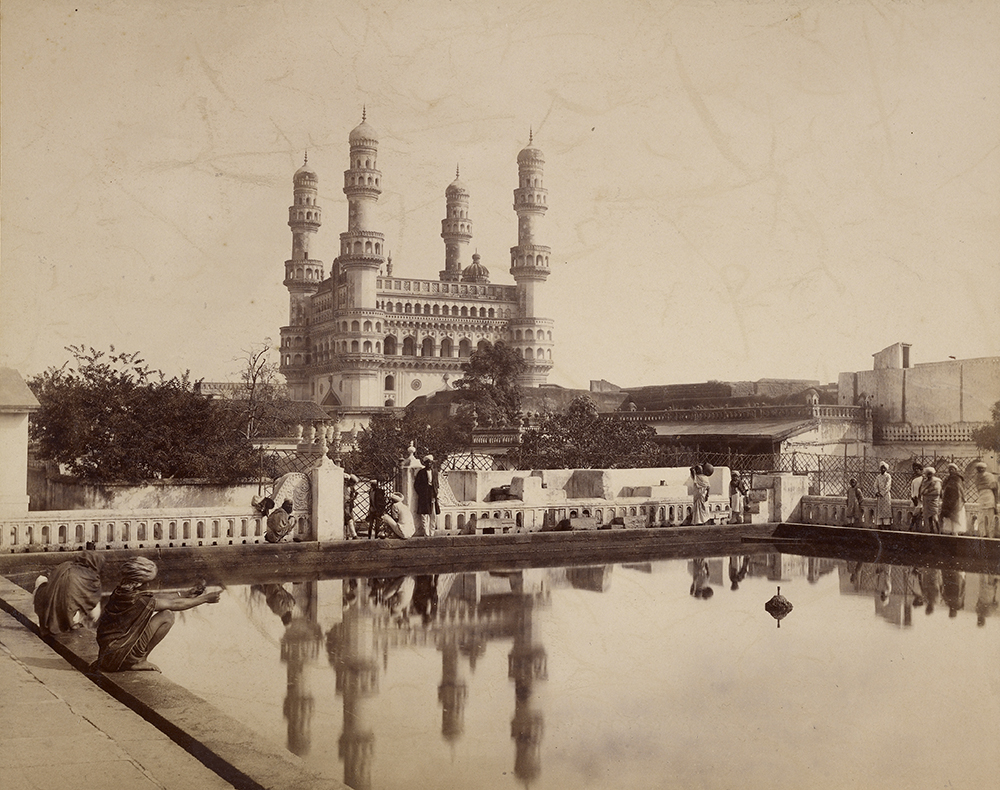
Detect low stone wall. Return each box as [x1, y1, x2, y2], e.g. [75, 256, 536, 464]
[799, 495, 998, 536]
[27, 468, 261, 511]
[430, 465, 742, 535]
[0, 507, 313, 553]
[435, 495, 733, 535]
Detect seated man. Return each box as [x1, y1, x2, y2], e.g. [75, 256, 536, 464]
[34, 550, 105, 635]
[266, 498, 296, 543]
[379, 492, 416, 539]
[95, 557, 220, 672]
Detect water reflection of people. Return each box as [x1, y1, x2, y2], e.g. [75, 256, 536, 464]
[33, 550, 105, 635]
[251, 583, 297, 625]
[941, 570, 966, 618]
[728, 555, 749, 591]
[411, 575, 439, 625]
[976, 574, 999, 627]
[874, 565, 891, 603]
[690, 558, 713, 598]
[95, 557, 220, 672]
[912, 567, 941, 615]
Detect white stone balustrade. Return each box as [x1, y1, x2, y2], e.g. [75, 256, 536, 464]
[799, 495, 998, 536]
[0, 507, 312, 553]
[875, 422, 985, 443]
[433, 496, 733, 535]
[611, 404, 870, 424]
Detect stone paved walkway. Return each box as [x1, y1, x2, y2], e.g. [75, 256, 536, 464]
[0, 608, 234, 790]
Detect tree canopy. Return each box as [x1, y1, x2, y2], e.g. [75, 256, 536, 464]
[971, 400, 1000, 455]
[453, 341, 525, 427]
[341, 404, 469, 481]
[28, 346, 259, 484]
[511, 396, 664, 469]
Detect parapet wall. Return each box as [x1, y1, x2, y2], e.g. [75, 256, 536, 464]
[441, 466, 729, 506]
[28, 466, 260, 512]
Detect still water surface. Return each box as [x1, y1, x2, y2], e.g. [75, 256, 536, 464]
[154, 554, 999, 790]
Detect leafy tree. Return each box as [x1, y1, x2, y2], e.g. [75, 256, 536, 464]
[971, 400, 1000, 454]
[453, 341, 525, 427]
[341, 404, 469, 482]
[511, 396, 663, 469]
[28, 345, 259, 484]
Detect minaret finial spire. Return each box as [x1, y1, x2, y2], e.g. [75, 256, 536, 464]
[529, 127, 533, 145]
[362, 105, 366, 122]
[303, 151, 308, 166]
[456, 164, 460, 179]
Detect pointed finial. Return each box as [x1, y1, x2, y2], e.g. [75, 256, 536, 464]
[456, 164, 460, 179]
[529, 127, 533, 145]
[303, 151, 308, 166]
[362, 105, 366, 122]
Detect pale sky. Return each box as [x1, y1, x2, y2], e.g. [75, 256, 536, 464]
[2, 0, 998, 392]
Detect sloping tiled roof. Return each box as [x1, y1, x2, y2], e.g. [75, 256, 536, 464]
[0, 368, 40, 412]
[651, 418, 816, 441]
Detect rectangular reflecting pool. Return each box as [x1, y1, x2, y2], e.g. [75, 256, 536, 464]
[148, 553, 998, 790]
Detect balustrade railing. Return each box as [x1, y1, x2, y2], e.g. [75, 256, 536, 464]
[798, 495, 998, 536]
[1, 507, 313, 553]
[609, 404, 869, 423]
[875, 422, 984, 443]
[432, 495, 733, 536]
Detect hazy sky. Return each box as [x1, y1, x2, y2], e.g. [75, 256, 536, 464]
[2, 0, 998, 391]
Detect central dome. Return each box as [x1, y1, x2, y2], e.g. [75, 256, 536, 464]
[462, 253, 490, 283]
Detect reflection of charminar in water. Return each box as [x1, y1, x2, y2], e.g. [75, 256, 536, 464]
[324, 572, 551, 789]
[279, 112, 555, 413]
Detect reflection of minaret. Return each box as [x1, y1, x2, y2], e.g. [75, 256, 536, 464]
[566, 565, 613, 592]
[281, 615, 323, 756]
[327, 582, 379, 790]
[438, 639, 468, 742]
[508, 592, 547, 785]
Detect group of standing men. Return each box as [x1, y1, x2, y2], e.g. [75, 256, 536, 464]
[343, 455, 441, 540]
[846, 460, 999, 535]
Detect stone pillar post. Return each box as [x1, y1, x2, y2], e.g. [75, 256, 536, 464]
[401, 441, 424, 524]
[312, 456, 346, 542]
[754, 472, 809, 523]
[0, 369, 39, 517]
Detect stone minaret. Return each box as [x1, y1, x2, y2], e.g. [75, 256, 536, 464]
[440, 166, 471, 282]
[280, 154, 325, 400]
[509, 130, 554, 386]
[335, 109, 387, 407]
